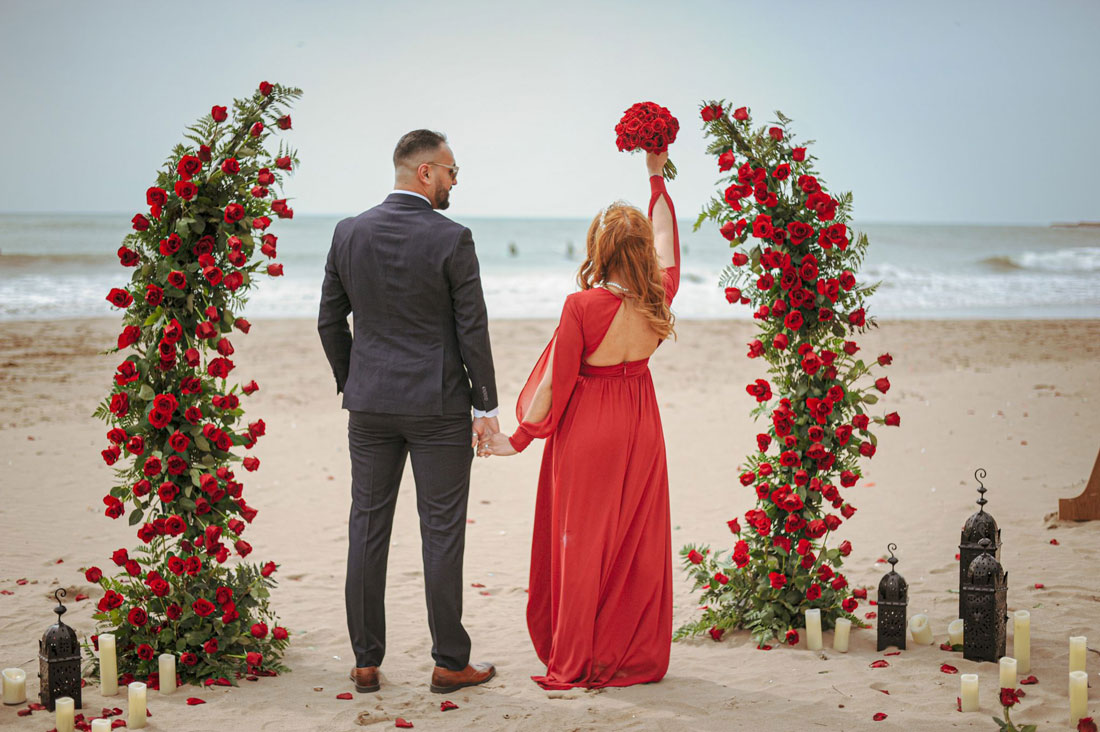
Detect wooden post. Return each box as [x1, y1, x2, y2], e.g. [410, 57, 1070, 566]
[1058, 446, 1100, 521]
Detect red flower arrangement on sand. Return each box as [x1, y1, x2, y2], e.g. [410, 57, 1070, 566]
[676, 102, 898, 645]
[614, 101, 679, 179]
[86, 81, 300, 685]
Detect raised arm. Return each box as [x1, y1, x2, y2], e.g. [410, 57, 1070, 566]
[647, 152, 678, 271]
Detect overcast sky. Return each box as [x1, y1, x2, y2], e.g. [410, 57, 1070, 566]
[1, 0, 1097, 223]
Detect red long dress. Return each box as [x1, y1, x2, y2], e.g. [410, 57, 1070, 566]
[507, 176, 680, 689]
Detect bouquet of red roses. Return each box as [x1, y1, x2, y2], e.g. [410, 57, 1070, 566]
[614, 101, 679, 179]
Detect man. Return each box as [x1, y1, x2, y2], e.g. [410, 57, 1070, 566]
[318, 129, 498, 695]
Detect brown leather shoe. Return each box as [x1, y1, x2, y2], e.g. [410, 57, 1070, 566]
[349, 666, 380, 693]
[430, 662, 496, 694]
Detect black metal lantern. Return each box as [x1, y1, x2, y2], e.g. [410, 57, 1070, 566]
[876, 543, 908, 651]
[38, 589, 82, 712]
[962, 537, 1008, 663]
[959, 468, 1001, 616]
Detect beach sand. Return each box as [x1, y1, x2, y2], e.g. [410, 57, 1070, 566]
[1, 317, 1098, 731]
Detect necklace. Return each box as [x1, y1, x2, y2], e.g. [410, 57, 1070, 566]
[601, 280, 630, 294]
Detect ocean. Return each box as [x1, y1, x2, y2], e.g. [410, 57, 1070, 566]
[0, 213, 1098, 321]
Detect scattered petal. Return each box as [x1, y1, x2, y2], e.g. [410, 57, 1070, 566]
[0, 590, 13, 595]
[1049, 539, 1059, 545]
[246, 675, 258, 681]
[56, 558, 64, 564]
[756, 644, 773, 651]
[186, 697, 206, 705]
[395, 719, 414, 728]
[878, 689, 890, 695]
[28, 703, 46, 711]
[954, 553, 960, 561]
[16, 578, 27, 585]
[440, 701, 459, 711]
[1020, 675, 1039, 685]
[1034, 583, 1045, 589]
[75, 593, 89, 601]
[16, 708, 31, 716]
[956, 696, 962, 712]
[869, 600, 878, 606]
[870, 660, 890, 668]
[940, 643, 953, 651]
[884, 651, 900, 656]
[865, 612, 878, 619]
[940, 664, 958, 674]
[336, 693, 353, 700]
[470, 583, 485, 588]
[1015, 689, 1026, 698]
[479, 590, 491, 596]
[873, 713, 888, 721]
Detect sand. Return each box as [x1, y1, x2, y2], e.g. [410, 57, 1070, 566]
[1, 317, 1098, 731]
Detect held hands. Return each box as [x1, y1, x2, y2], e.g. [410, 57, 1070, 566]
[646, 151, 669, 177]
[479, 431, 517, 458]
[472, 415, 499, 449]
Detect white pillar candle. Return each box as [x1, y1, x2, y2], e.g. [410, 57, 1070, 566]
[1069, 670, 1088, 725]
[99, 633, 118, 696]
[948, 619, 965, 646]
[833, 617, 851, 653]
[805, 609, 822, 650]
[999, 656, 1017, 688]
[158, 653, 176, 695]
[55, 696, 75, 732]
[1013, 611, 1031, 674]
[128, 681, 147, 729]
[909, 614, 934, 645]
[91, 719, 112, 732]
[1069, 636, 1087, 673]
[960, 673, 980, 712]
[2, 667, 27, 705]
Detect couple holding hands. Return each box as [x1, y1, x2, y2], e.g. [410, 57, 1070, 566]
[318, 128, 680, 694]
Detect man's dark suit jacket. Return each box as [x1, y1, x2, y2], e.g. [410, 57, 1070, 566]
[317, 192, 497, 416]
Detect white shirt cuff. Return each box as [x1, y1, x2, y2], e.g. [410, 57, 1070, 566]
[473, 407, 499, 418]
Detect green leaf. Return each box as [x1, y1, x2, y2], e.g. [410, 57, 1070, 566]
[138, 384, 155, 401]
[128, 508, 144, 526]
[178, 497, 197, 512]
[862, 394, 878, 405]
[143, 306, 163, 327]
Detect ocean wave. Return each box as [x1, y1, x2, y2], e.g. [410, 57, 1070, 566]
[981, 247, 1100, 273]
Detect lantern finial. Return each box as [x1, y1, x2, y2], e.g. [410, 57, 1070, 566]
[53, 588, 67, 619]
[974, 468, 988, 511]
[886, 542, 898, 570]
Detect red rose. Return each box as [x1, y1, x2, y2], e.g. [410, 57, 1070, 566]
[106, 288, 134, 309]
[859, 442, 876, 458]
[700, 104, 722, 122]
[198, 144, 212, 162]
[130, 213, 151, 231]
[842, 597, 859, 613]
[875, 377, 890, 393]
[792, 147, 806, 162]
[250, 121, 264, 137]
[784, 311, 804, 331]
[250, 622, 268, 639]
[203, 265, 223, 286]
[246, 651, 264, 668]
[259, 80, 273, 96]
[745, 379, 772, 402]
[243, 456, 260, 472]
[877, 353, 893, 366]
[999, 688, 1019, 708]
[768, 572, 787, 589]
[126, 435, 145, 456]
[252, 216, 272, 230]
[272, 626, 289, 641]
[267, 263, 284, 277]
[257, 168, 275, 186]
[167, 270, 187, 290]
[203, 638, 218, 654]
[275, 156, 292, 170]
[176, 154, 202, 180]
[124, 559, 141, 576]
[277, 114, 292, 130]
[211, 105, 227, 122]
[224, 203, 245, 223]
[848, 307, 866, 327]
[838, 540, 853, 556]
[733, 107, 749, 121]
[215, 586, 233, 606]
[806, 583, 822, 600]
[260, 561, 277, 577]
[207, 357, 235, 379]
[181, 652, 198, 666]
[174, 180, 197, 201]
[192, 598, 216, 617]
[687, 549, 704, 565]
[234, 539, 253, 557]
[768, 126, 783, 141]
[718, 150, 736, 172]
[136, 643, 155, 661]
[85, 566, 103, 583]
[221, 158, 240, 174]
[128, 606, 148, 627]
[885, 412, 901, 426]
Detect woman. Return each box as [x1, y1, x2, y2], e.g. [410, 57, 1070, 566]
[481, 151, 679, 689]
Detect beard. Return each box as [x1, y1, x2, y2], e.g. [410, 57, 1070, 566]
[435, 188, 450, 210]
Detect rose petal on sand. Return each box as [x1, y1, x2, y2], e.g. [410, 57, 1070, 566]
[1034, 583, 1045, 589]
[1020, 675, 1039, 685]
[940, 643, 953, 651]
[873, 713, 888, 721]
[0, 590, 13, 595]
[865, 612, 878, 619]
[940, 664, 958, 674]
[336, 693, 353, 700]
[1050, 538, 1059, 545]
[884, 651, 900, 656]
[470, 583, 485, 588]
[395, 719, 414, 728]
[878, 689, 890, 695]
[441, 701, 459, 711]
[870, 660, 890, 668]
[757, 644, 772, 651]
[186, 697, 206, 705]
[75, 593, 89, 601]
[16, 578, 27, 585]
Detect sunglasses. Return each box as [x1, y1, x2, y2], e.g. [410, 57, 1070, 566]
[426, 162, 459, 180]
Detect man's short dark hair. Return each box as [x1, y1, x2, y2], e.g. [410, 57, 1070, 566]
[393, 129, 447, 167]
